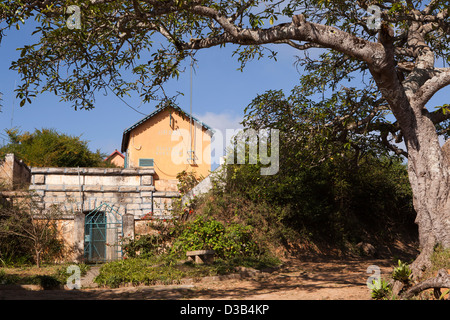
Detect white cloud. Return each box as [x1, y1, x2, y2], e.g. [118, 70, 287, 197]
[194, 111, 243, 133]
[194, 110, 244, 169]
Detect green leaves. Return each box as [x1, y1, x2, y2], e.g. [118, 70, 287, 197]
[171, 215, 259, 259]
[232, 45, 277, 72]
[370, 278, 392, 300]
[2, 0, 450, 114]
[0, 128, 109, 168]
[392, 260, 412, 284]
[436, 104, 450, 115]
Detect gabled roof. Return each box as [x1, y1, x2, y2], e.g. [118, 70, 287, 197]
[121, 104, 213, 153]
[105, 149, 125, 161]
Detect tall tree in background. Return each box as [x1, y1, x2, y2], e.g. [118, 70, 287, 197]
[1, 0, 450, 283]
[0, 128, 109, 167]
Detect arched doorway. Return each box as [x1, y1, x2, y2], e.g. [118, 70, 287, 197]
[84, 203, 123, 262]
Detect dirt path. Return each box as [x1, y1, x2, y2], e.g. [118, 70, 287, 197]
[0, 258, 395, 300]
[190, 258, 394, 300]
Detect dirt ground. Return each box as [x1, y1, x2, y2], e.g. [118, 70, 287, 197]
[0, 257, 396, 300]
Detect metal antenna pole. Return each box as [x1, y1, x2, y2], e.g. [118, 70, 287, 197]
[189, 51, 194, 163]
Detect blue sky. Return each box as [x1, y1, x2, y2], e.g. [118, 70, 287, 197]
[0, 22, 301, 165]
[1, 17, 449, 167]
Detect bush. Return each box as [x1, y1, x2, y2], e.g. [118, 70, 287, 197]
[0, 199, 66, 268]
[171, 215, 260, 259]
[370, 278, 392, 300]
[216, 152, 416, 253]
[122, 213, 179, 258]
[122, 234, 162, 258]
[392, 260, 412, 284]
[176, 170, 201, 195]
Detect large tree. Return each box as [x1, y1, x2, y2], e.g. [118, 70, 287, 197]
[0, 128, 109, 167]
[1, 0, 450, 293]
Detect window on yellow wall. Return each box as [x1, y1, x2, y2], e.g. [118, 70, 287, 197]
[139, 158, 154, 167]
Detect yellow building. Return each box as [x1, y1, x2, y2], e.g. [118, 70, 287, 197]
[105, 149, 125, 168]
[121, 104, 213, 191]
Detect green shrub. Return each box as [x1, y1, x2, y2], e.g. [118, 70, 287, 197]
[122, 214, 177, 258]
[370, 278, 392, 300]
[171, 215, 260, 259]
[122, 234, 161, 258]
[214, 152, 416, 252]
[392, 260, 412, 284]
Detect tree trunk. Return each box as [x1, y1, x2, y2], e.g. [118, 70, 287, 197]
[367, 26, 450, 277]
[405, 109, 450, 277]
[35, 249, 41, 268]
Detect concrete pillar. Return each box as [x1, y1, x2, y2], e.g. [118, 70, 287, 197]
[122, 214, 135, 240]
[121, 214, 135, 259]
[73, 212, 85, 263]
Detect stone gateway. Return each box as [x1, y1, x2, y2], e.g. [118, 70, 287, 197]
[28, 166, 179, 263]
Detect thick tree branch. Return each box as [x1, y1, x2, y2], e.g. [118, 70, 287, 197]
[273, 39, 324, 50]
[189, 5, 241, 38]
[183, 14, 381, 68]
[423, 0, 441, 15]
[401, 22, 437, 104]
[380, 130, 408, 157]
[364, 119, 408, 157]
[414, 68, 450, 108]
[401, 269, 450, 299]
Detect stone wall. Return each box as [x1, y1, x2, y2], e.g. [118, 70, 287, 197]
[29, 167, 179, 219]
[28, 167, 180, 262]
[0, 153, 31, 190]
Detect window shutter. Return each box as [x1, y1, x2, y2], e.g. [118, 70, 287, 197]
[139, 158, 154, 167]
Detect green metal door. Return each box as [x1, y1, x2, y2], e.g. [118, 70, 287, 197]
[84, 211, 106, 262]
[84, 203, 123, 262]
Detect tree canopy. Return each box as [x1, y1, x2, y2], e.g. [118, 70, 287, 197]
[1, 1, 449, 157]
[0, 128, 110, 167]
[228, 90, 416, 240]
[2, 0, 450, 289]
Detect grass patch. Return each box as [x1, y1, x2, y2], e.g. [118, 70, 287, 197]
[94, 253, 280, 288]
[420, 244, 450, 283]
[406, 245, 450, 300]
[0, 269, 62, 289]
[430, 245, 450, 271]
[0, 263, 90, 288]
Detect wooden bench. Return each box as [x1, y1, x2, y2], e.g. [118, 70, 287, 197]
[186, 250, 215, 264]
